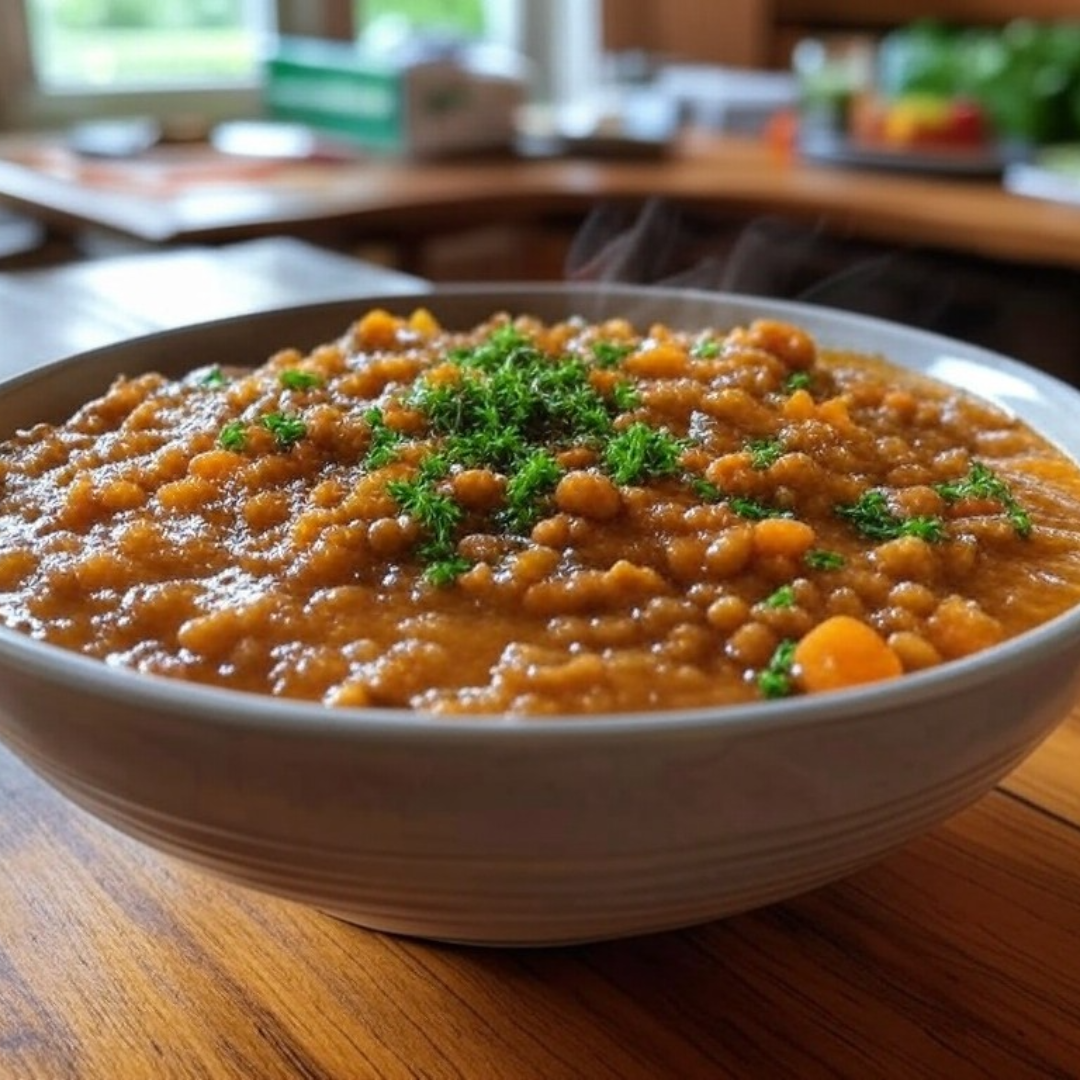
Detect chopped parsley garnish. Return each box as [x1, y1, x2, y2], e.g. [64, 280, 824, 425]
[451, 323, 533, 372]
[746, 437, 785, 471]
[758, 639, 798, 699]
[260, 412, 307, 450]
[691, 339, 721, 359]
[763, 583, 796, 609]
[729, 495, 794, 521]
[502, 450, 564, 533]
[218, 420, 247, 451]
[387, 476, 469, 583]
[279, 369, 322, 391]
[804, 549, 845, 571]
[423, 555, 474, 588]
[934, 461, 1032, 538]
[691, 478, 723, 503]
[604, 423, 685, 486]
[412, 337, 612, 460]
[381, 326, 645, 573]
[611, 380, 641, 413]
[388, 477, 462, 542]
[784, 371, 813, 393]
[357, 324, 815, 583]
[364, 406, 405, 469]
[200, 366, 228, 388]
[836, 489, 946, 543]
[688, 480, 795, 520]
[591, 340, 634, 368]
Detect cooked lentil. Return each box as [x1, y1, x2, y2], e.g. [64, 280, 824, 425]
[2, 307, 1080, 715]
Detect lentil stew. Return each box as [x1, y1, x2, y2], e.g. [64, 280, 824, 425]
[2, 306, 1079, 715]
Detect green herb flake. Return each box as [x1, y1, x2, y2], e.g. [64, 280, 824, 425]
[503, 450, 564, 533]
[934, 461, 1033, 538]
[804, 548, 846, 571]
[784, 371, 813, 393]
[363, 406, 406, 470]
[591, 340, 634, 368]
[411, 333, 616, 464]
[691, 339, 721, 359]
[758, 639, 798, 700]
[388, 476, 466, 582]
[604, 423, 685, 486]
[423, 555, 474, 587]
[218, 420, 247, 451]
[691, 478, 723, 503]
[746, 437, 785, 471]
[836, 489, 946, 543]
[763, 583, 797, 609]
[611, 380, 641, 413]
[260, 412, 307, 450]
[200, 366, 228, 388]
[279, 369, 322, 391]
[729, 495, 794, 521]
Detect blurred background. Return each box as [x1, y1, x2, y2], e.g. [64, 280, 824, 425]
[2, 1, 1079, 382]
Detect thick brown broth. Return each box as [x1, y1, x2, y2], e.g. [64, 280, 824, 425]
[2, 308, 1079, 715]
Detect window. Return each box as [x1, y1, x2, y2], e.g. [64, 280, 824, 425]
[0, 1, 599, 129]
[26, 0, 270, 90]
[359, 0, 487, 39]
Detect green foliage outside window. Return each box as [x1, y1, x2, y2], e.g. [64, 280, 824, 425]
[358, 0, 486, 38]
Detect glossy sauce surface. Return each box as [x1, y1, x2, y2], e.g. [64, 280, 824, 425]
[2, 309, 1079, 715]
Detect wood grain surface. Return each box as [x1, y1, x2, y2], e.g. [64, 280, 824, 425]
[3, 131, 1080, 272]
[3, 712, 1080, 1080]
[2, 241, 1080, 1079]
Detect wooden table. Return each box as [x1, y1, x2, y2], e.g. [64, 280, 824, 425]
[2, 130, 1080, 271]
[3, 240, 1080, 1079]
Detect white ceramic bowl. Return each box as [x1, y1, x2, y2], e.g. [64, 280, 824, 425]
[2, 284, 1080, 946]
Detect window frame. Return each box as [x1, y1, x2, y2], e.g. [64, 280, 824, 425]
[0, 1, 355, 131]
[0, 1, 600, 131]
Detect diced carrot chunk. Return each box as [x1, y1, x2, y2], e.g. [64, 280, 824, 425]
[794, 615, 903, 693]
[751, 517, 816, 559]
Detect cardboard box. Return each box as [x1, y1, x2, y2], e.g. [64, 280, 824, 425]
[264, 37, 526, 157]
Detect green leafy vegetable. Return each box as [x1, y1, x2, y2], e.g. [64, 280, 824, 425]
[934, 461, 1032, 538]
[691, 339, 721, 359]
[200, 366, 228, 388]
[387, 475, 469, 584]
[729, 495, 794, 521]
[218, 420, 247, 451]
[746, 437, 785, 471]
[422, 555, 474, 587]
[611, 380, 641, 413]
[502, 450, 564, 533]
[364, 406, 405, 469]
[804, 549, 846, 570]
[691, 478, 723, 503]
[784, 371, 813, 393]
[758, 639, 798, 699]
[279, 369, 322, 391]
[604, 423, 685, 486]
[763, 583, 797, 609]
[591, 340, 634, 368]
[260, 412, 307, 450]
[836, 489, 946, 543]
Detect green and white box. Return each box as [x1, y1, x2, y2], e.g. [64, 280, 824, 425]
[264, 37, 525, 156]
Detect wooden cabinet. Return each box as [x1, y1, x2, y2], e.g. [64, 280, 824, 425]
[602, 0, 771, 67]
[603, 1, 1080, 69]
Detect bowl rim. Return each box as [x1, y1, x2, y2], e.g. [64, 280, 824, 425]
[1, 605, 1079, 742]
[2, 280, 1080, 742]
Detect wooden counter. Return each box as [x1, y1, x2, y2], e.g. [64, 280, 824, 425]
[1, 130, 1080, 271]
[2, 240, 1080, 1079]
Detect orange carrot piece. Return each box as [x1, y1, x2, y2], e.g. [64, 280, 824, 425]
[751, 517, 816, 559]
[793, 615, 903, 693]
